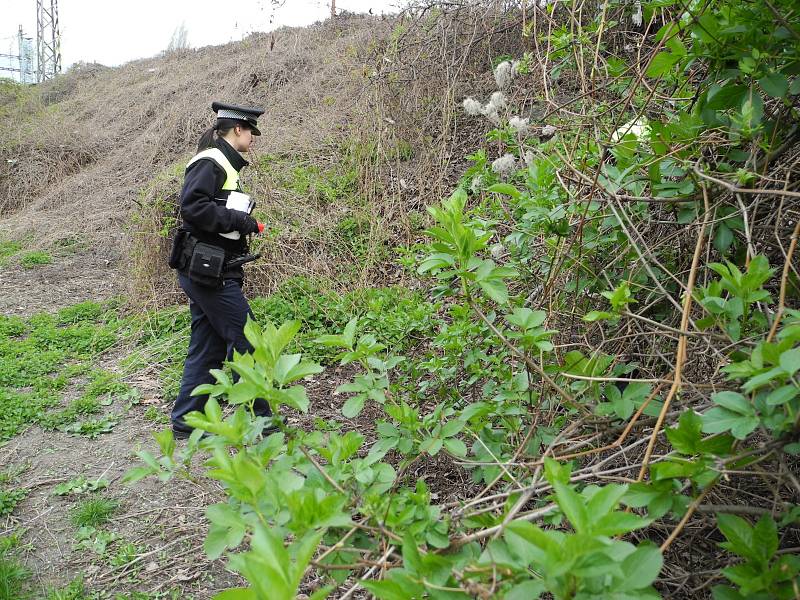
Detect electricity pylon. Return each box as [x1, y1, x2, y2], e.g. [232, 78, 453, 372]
[0, 26, 34, 83]
[36, 0, 62, 81]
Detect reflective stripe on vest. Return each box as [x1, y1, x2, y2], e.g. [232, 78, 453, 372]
[186, 148, 239, 191]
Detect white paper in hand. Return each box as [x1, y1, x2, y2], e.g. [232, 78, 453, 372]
[220, 191, 254, 240]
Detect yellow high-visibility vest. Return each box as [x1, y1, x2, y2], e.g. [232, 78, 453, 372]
[186, 148, 240, 191]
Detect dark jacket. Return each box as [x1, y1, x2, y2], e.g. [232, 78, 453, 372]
[179, 137, 252, 278]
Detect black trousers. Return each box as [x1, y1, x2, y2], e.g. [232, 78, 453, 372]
[171, 273, 271, 428]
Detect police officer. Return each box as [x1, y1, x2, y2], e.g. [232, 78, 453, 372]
[169, 101, 272, 439]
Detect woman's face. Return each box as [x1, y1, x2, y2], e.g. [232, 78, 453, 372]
[231, 125, 255, 152]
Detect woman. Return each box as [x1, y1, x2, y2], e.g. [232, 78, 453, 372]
[169, 101, 272, 439]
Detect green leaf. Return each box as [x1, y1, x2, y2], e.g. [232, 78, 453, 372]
[361, 577, 419, 600]
[315, 334, 349, 348]
[701, 407, 759, 440]
[402, 533, 423, 574]
[419, 437, 443, 456]
[504, 520, 562, 565]
[272, 320, 302, 359]
[758, 73, 789, 98]
[213, 589, 258, 600]
[228, 381, 259, 405]
[153, 428, 176, 459]
[766, 385, 799, 406]
[552, 480, 589, 534]
[121, 466, 154, 484]
[586, 484, 628, 517]
[592, 511, 649, 536]
[272, 353, 300, 383]
[441, 420, 465, 437]
[711, 585, 746, 600]
[273, 386, 310, 413]
[713, 223, 734, 253]
[308, 587, 334, 600]
[706, 84, 747, 110]
[478, 278, 509, 304]
[506, 308, 547, 329]
[666, 410, 703, 454]
[752, 514, 778, 562]
[717, 513, 754, 560]
[583, 310, 614, 322]
[443, 438, 467, 457]
[617, 542, 663, 590]
[783, 442, 800, 455]
[711, 391, 753, 415]
[779, 347, 800, 376]
[504, 579, 545, 599]
[543, 457, 571, 485]
[742, 367, 785, 393]
[646, 52, 680, 77]
[342, 394, 366, 419]
[342, 318, 358, 348]
[487, 183, 522, 199]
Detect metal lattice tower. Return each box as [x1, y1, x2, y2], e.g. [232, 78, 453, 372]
[19, 26, 34, 83]
[36, 0, 62, 82]
[0, 26, 34, 83]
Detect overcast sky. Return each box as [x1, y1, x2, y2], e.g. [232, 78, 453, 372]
[1, 0, 397, 78]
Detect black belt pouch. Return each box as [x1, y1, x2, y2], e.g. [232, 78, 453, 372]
[168, 229, 189, 269]
[188, 242, 226, 288]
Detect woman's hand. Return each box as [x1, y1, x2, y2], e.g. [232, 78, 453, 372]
[238, 214, 263, 235]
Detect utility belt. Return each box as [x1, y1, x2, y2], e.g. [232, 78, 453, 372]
[169, 230, 259, 288]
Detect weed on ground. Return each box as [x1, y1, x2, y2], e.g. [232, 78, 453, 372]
[0, 300, 128, 442]
[69, 497, 119, 528]
[19, 250, 52, 269]
[0, 532, 29, 599]
[0, 240, 21, 267]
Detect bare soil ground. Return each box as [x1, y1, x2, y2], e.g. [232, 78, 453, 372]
[0, 250, 121, 317]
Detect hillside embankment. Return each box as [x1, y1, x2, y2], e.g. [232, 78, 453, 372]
[0, 9, 520, 311]
[1, 1, 800, 599]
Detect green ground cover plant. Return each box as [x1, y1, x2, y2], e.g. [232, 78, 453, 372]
[53, 476, 109, 497]
[0, 301, 127, 443]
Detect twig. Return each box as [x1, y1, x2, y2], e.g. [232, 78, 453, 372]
[339, 545, 396, 600]
[637, 181, 711, 482]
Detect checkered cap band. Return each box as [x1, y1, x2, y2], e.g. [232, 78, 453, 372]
[217, 109, 253, 121]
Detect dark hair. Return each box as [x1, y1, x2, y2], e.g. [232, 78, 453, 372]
[196, 124, 234, 153]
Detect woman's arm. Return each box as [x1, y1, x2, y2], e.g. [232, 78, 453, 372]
[180, 160, 255, 234]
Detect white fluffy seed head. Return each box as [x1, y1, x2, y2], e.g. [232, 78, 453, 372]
[463, 97, 483, 116]
[509, 116, 530, 134]
[541, 124, 557, 137]
[483, 106, 501, 125]
[488, 91, 507, 111]
[491, 153, 517, 177]
[494, 61, 514, 89]
[470, 175, 483, 194]
[490, 243, 506, 259]
[523, 151, 535, 167]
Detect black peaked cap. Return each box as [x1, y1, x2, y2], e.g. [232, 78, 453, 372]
[211, 101, 265, 136]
